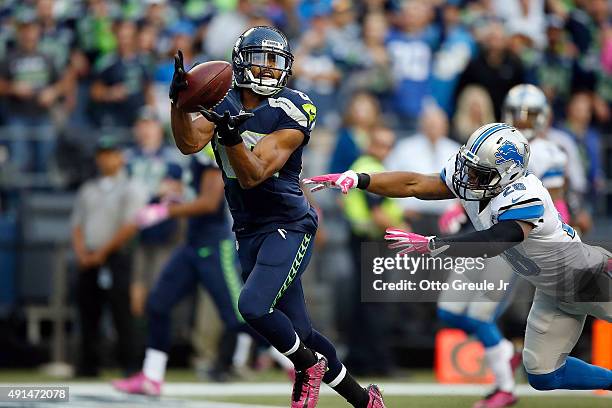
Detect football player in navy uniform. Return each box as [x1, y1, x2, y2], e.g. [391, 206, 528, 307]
[112, 145, 248, 396]
[169, 26, 385, 408]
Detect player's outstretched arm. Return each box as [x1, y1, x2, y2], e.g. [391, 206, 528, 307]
[367, 172, 455, 199]
[303, 170, 454, 200]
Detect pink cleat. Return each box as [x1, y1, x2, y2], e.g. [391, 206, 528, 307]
[366, 384, 386, 408]
[112, 372, 162, 397]
[510, 350, 523, 373]
[291, 356, 327, 408]
[473, 389, 518, 408]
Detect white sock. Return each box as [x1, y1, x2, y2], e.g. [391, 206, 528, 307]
[143, 348, 168, 382]
[232, 333, 253, 368]
[484, 339, 515, 392]
[269, 346, 294, 370]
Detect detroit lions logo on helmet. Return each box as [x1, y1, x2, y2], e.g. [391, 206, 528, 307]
[495, 141, 525, 168]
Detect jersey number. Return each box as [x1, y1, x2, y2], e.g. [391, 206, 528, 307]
[502, 183, 526, 197]
[558, 213, 576, 239]
[503, 247, 541, 276]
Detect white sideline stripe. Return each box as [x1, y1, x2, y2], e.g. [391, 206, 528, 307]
[0, 383, 609, 398]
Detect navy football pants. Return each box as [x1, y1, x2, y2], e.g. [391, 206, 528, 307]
[237, 229, 343, 382]
[147, 239, 245, 352]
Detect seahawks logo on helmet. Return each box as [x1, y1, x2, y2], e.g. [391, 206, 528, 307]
[494, 141, 525, 168]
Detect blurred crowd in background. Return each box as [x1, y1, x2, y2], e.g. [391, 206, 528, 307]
[0, 0, 611, 377]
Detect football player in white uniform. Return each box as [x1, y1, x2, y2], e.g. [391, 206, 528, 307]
[304, 123, 612, 394]
[502, 84, 569, 220]
[431, 85, 571, 408]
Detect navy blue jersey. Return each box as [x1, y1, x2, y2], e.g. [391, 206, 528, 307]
[210, 87, 318, 236]
[187, 147, 232, 244]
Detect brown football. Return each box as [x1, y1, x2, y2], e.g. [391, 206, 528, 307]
[176, 61, 233, 112]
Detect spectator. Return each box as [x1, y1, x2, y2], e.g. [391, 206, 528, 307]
[71, 136, 148, 377]
[203, 0, 251, 60]
[343, 126, 403, 375]
[493, 0, 546, 48]
[76, 0, 117, 64]
[36, 0, 74, 72]
[345, 11, 393, 97]
[455, 20, 524, 119]
[385, 0, 439, 130]
[557, 91, 605, 204]
[452, 85, 495, 142]
[90, 19, 155, 127]
[137, 23, 160, 75]
[507, 27, 539, 84]
[292, 9, 342, 128]
[328, 92, 380, 174]
[124, 107, 184, 317]
[430, 1, 476, 116]
[385, 104, 459, 234]
[154, 20, 205, 123]
[536, 15, 576, 119]
[326, 0, 363, 71]
[0, 13, 63, 173]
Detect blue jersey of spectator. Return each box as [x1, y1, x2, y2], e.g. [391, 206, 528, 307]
[430, 25, 475, 116]
[559, 123, 604, 198]
[385, 26, 439, 123]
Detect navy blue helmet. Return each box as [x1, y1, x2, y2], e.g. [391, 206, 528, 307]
[232, 26, 293, 96]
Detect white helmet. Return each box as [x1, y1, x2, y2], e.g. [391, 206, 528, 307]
[502, 84, 550, 140]
[452, 123, 530, 201]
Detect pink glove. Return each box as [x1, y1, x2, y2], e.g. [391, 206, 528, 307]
[384, 228, 449, 256]
[135, 203, 170, 228]
[553, 199, 570, 224]
[438, 203, 467, 235]
[302, 170, 359, 194]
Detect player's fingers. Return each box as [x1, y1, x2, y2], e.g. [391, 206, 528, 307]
[388, 241, 413, 249]
[304, 176, 329, 184]
[385, 227, 409, 235]
[384, 234, 407, 241]
[397, 247, 417, 256]
[235, 112, 254, 125]
[309, 184, 326, 192]
[302, 178, 318, 185]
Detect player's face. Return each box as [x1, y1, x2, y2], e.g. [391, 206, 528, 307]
[95, 150, 124, 176]
[247, 52, 285, 80]
[508, 109, 539, 131]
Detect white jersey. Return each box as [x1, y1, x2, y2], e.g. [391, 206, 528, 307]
[441, 156, 608, 298]
[528, 137, 567, 190]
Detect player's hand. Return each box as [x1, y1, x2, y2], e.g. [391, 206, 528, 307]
[169, 50, 188, 104]
[198, 107, 253, 146]
[438, 203, 467, 235]
[384, 228, 448, 257]
[302, 170, 359, 194]
[135, 203, 170, 228]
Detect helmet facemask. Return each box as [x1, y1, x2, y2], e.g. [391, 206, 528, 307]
[234, 47, 293, 96]
[502, 106, 548, 140]
[452, 147, 502, 201]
